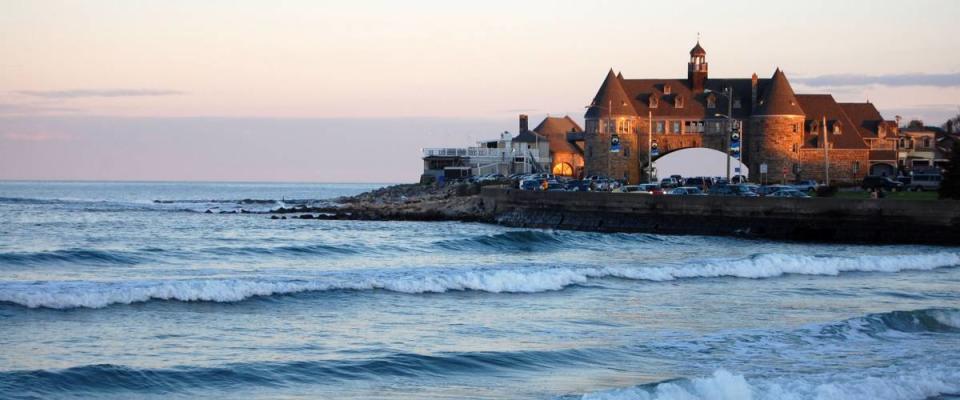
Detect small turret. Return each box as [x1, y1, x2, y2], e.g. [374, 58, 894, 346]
[688, 40, 708, 93]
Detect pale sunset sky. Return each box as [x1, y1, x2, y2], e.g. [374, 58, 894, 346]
[2, 0, 959, 182]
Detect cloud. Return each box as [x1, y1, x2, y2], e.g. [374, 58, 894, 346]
[15, 89, 185, 99]
[1, 132, 72, 142]
[795, 73, 960, 87]
[0, 102, 81, 114]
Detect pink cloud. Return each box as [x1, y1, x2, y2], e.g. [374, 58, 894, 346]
[2, 132, 72, 142]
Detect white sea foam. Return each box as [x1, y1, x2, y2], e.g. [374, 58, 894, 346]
[1, 251, 958, 309]
[580, 367, 960, 400]
[931, 309, 960, 329]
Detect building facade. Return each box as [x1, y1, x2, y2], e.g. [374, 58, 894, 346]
[582, 41, 896, 184]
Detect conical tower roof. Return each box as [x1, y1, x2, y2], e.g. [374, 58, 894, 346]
[690, 41, 706, 56]
[585, 69, 637, 119]
[756, 69, 804, 116]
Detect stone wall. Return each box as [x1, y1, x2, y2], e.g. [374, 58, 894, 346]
[481, 187, 960, 245]
[798, 149, 870, 184]
[748, 115, 804, 182]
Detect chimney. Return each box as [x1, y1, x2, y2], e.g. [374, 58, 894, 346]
[751, 73, 759, 108]
[519, 114, 529, 132]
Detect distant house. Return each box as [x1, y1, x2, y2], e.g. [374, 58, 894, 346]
[899, 122, 949, 172]
[420, 117, 550, 183]
[526, 115, 584, 178]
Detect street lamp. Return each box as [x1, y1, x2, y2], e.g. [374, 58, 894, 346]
[710, 86, 736, 183]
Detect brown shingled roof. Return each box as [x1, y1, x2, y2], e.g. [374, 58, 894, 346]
[533, 116, 584, 154]
[690, 41, 706, 56]
[585, 69, 638, 119]
[755, 69, 804, 116]
[839, 102, 884, 139]
[796, 94, 868, 150]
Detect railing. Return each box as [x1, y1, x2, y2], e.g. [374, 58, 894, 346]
[422, 147, 547, 159]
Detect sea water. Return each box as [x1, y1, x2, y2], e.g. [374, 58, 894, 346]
[0, 181, 958, 399]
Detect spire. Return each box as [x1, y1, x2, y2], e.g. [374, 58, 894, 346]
[585, 68, 637, 119]
[755, 68, 804, 116]
[690, 40, 706, 57]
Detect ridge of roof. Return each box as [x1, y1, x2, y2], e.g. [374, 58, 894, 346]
[755, 69, 804, 116]
[585, 69, 638, 118]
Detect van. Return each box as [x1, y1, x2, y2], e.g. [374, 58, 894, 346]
[907, 173, 942, 191]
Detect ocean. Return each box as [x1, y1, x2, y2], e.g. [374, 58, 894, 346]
[1, 181, 958, 400]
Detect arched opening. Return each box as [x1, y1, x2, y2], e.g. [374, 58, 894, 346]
[869, 163, 895, 177]
[552, 162, 574, 177]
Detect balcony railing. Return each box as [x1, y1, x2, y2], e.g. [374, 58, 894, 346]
[422, 147, 546, 159]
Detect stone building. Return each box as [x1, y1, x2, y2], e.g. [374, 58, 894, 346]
[529, 115, 584, 177]
[581, 40, 896, 184]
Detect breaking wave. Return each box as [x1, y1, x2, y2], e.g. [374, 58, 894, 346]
[0, 249, 147, 266]
[434, 230, 669, 252]
[575, 367, 960, 400]
[2, 251, 958, 309]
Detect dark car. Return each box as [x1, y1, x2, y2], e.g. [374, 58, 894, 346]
[861, 176, 903, 191]
[683, 177, 712, 189]
[708, 184, 758, 197]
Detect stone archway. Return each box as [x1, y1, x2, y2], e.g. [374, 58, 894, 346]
[869, 163, 895, 177]
[652, 147, 747, 180]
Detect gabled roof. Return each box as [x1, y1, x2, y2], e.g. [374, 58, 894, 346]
[755, 69, 804, 116]
[796, 94, 868, 150]
[533, 116, 584, 154]
[839, 102, 885, 139]
[513, 128, 547, 143]
[585, 69, 638, 119]
[614, 77, 761, 119]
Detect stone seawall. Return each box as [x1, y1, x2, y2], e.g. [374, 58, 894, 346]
[480, 187, 960, 245]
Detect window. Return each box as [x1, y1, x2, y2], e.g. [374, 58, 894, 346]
[675, 96, 684, 108]
[853, 161, 860, 174]
[707, 95, 716, 109]
[833, 125, 841, 135]
[793, 124, 799, 133]
[664, 84, 672, 95]
[656, 121, 665, 133]
[672, 121, 681, 133]
[650, 95, 659, 108]
[733, 99, 742, 109]
[792, 143, 798, 152]
[924, 137, 931, 148]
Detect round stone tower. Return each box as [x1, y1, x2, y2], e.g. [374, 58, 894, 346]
[583, 69, 639, 182]
[748, 69, 805, 181]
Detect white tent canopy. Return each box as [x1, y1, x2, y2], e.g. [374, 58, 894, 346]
[652, 147, 747, 180]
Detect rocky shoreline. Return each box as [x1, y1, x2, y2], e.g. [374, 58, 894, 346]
[270, 183, 491, 222]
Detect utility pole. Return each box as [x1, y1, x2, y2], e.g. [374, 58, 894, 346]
[823, 115, 830, 185]
[725, 86, 732, 182]
[648, 110, 652, 183]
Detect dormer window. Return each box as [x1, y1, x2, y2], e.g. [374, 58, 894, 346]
[706, 94, 716, 109]
[833, 124, 841, 135]
[664, 84, 672, 95]
[675, 96, 684, 108]
[649, 95, 659, 109]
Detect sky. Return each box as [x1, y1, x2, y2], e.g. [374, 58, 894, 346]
[1, 0, 959, 182]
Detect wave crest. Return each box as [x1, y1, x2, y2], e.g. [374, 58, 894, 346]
[2, 251, 957, 309]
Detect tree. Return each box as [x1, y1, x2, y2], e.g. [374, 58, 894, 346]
[939, 140, 960, 199]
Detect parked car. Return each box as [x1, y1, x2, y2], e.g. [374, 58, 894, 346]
[791, 180, 821, 193]
[756, 184, 795, 196]
[907, 173, 942, 191]
[667, 186, 706, 195]
[861, 176, 904, 191]
[660, 177, 680, 189]
[682, 176, 712, 189]
[519, 179, 540, 190]
[768, 189, 811, 198]
[637, 183, 665, 195]
[709, 184, 759, 197]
